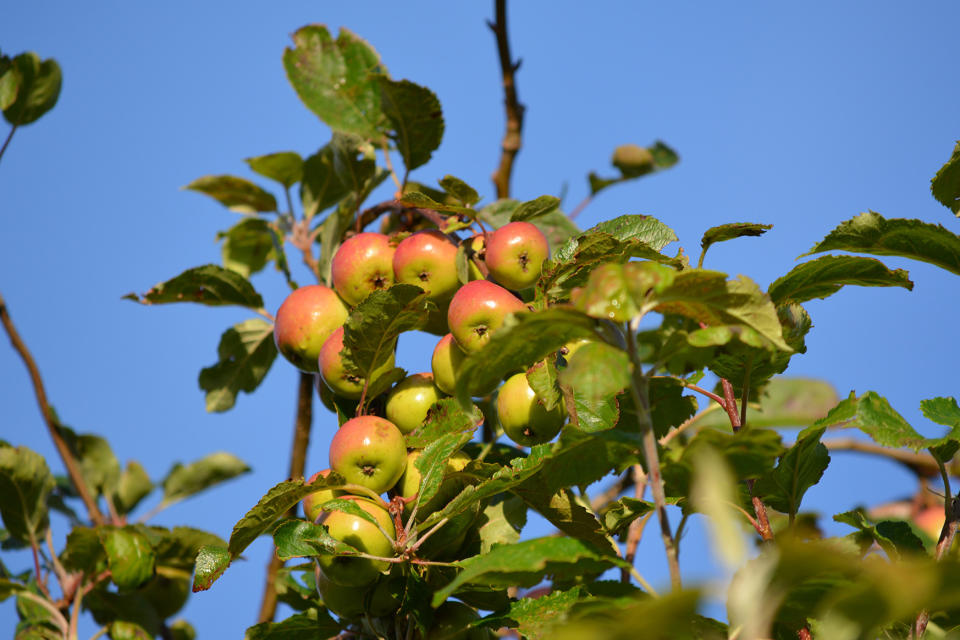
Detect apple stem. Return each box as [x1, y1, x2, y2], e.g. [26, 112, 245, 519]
[409, 517, 449, 553]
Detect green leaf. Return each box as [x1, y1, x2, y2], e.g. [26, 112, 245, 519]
[245, 608, 341, 640]
[199, 318, 278, 412]
[439, 175, 480, 207]
[272, 519, 361, 560]
[692, 377, 838, 431]
[56, 427, 120, 497]
[109, 621, 152, 640]
[0, 56, 21, 112]
[431, 537, 628, 606]
[330, 132, 378, 196]
[647, 377, 698, 438]
[317, 498, 380, 527]
[183, 175, 277, 213]
[112, 462, 152, 516]
[455, 308, 601, 404]
[0, 446, 55, 544]
[931, 141, 960, 216]
[833, 509, 926, 559]
[511, 195, 560, 222]
[167, 620, 195, 640]
[570, 393, 620, 433]
[557, 590, 704, 640]
[691, 447, 747, 567]
[378, 78, 444, 172]
[527, 358, 562, 412]
[217, 218, 276, 278]
[300, 144, 348, 220]
[479, 586, 584, 639]
[415, 432, 473, 510]
[815, 391, 933, 451]
[191, 545, 230, 592]
[2, 53, 61, 126]
[754, 426, 830, 518]
[341, 284, 430, 378]
[284, 25, 387, 139]
[921, 396, 960, 431]
[99, 526, 156, 589]
[61, 526, 106, 574]
[83, 589, 160, 636]
[768, 255, 913, 305]
[399, 190, 475, 217]
[572, 261, 675, 323]
[316, 199, 355, 282]
[0, 578, 27, 602]
[405, 398, 482, 449]
[363, 366, 407, 405]
[803, 211, 960, 277]
[584, 214, 679, 253]
[245, 152, 303, 189]
[476, 496, 526, 553]
[152, 526, 226, 572]
[124, 264, 264, 309]
[162, 452, 250, 505]
[700, 222, 772, 254]
[600, 497, 656, 538]
[559, 342, 631, 402]
[588, 141, 679, 196]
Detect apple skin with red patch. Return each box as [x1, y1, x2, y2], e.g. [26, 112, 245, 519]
[329, 416, 407, 495]
[331, 232, 396, 307]
[318, 326, 396, 399]
[484, 221, 549, 291]
[273, 285, 349, 372]
[446, 280, 527, 354]
[393, 230, 460, 302]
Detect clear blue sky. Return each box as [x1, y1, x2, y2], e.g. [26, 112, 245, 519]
[3, 2, 959, 636]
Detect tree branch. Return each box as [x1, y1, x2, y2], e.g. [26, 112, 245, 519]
[488, 0, 525, 199]
[822, 438, 942, 478]
[0, 291, 106, 526]
[0, 125, 17, 166]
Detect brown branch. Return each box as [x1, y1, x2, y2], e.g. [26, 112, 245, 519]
[0, 125, 16, 166]
[488, 0, 525, 199]
[257, 371, 314, 624]
[621, 465, 649, 583]
[822, 438, 941, 478]
[0, 291, 106, 526]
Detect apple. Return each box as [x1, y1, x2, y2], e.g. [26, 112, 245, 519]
[393, 230, 460, 302]
[915, 506, 945, 541]
[427, 601, 494, 640]
[314, 564, 368, 619]
[431, 333, 466, 396]
[484, 221, 549, 291]
[331, 232, 396, 307]
[385, 373, 445, 434]
[367, 572, 403, 617]
[612, 143, 655, 177]
[496, 372, 565, 446]
[558, 338, 592, 365]
[315, 496, 396, 587]
[319, 326, 396, 399]
[397, 450, 471, 516]
[302, 470, 347, 523]
[273, 285, 349, 372]
[447, 280, 527, 354]
[460, 234, 487, 281]
[329, 416, 407, 494]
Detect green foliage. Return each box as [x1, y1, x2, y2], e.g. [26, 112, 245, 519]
[768, 255, 913, 304]
[217, 218, 278, 278]
[699, 222, 772, 256]
[199, 318, 277, 412]
[0, 446, 54, 544]
[588, 141, 679, 196]
[124, 264, 265, 309]
[378, 78, 444, 173]
[245, 151, 304, 189]
[754, 426, 830, 518]
[99, 527, 156, 589]
[931, 141, 960, 215]
[183, 175, 278, 213]
[1, 52, 61, 126]
[161, 452, 251, 505]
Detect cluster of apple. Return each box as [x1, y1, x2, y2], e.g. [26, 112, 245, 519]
[270, 220, 565, 627]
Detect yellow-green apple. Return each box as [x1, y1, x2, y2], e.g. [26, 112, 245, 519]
[314, 564, 369, 619]
[392, 230, 460, 302]
[273, 285, 349, 372]
[427, 601, 494, 640]
[612, 143, 655, 177]
[302, 469, 347, 522]
[331, 232, 396, 306]
[315, 496, 395, 586]
[385, 373, 445, 434]
[431, 333, 466, 396]
[318, 326, 396, 399]
[915, 507, 945, 541]
[484, 221, 548, 291]
[460, 234, 487, 281]
[497, 372, 565, 446]
[447, 280, 526, 354]
[329, 416, 407, 494]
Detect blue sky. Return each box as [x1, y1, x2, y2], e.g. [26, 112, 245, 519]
[3, 2, 959, 636]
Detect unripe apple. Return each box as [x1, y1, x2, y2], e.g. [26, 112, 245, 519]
[316, 496, 395, 587]
[319, 326, 396, 399]
[367, 572, 403, 617]
[447, 280, 527, 354]
[427, 601, 494, 640]
[302, 470, 347, 522]
[397, 450, 471, 516]
[274, 285, 349, 372]
[460, 234, 487, 281]
[329, 416, 407, 494]
[612, 143, 655, 177]
[431, 334, 465, 396]
[558, 338, 592, 364]
[484, 221, 549, 291]
[314, 564, 368, 619]
[385, 373, 445, 434]
[393, 230, 460, 302]
[331, 232, 395, 307]
[497, 372, 565, 446]
[915, 507, 945, 541]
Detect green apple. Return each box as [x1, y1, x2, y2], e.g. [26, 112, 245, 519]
[316, 496, 396, 587]
[427, 601, 494, 640]
[460, 234, 487, 281]
[612, 143, 655, 177]
[314, 564, 369, 619]
[273, 284, 349, 372]
[392, 230, 460, 302]
[496, 372, 565, 446]
[329, 416, 407, 494]
[397, 450, 471, 516]
[318, 326, 396, 399]
[446, 280, 527, 354]
[385, 373, 445, 434]
[484, 221, 549, 291]
[302, 469, 347, 522]
[431, 333, 466, 396]
[331, 232, 396, 307]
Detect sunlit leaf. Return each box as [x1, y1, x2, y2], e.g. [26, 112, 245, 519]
[931, 141, 960, 216]
[768, 255, 913, 304]
[124, 265, 265, 309]
[199, 319, 277, 412]
[183, 175, 277, 214]
[245, 151, 303, 189]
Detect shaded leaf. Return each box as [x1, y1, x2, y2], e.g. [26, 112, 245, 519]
[439, 175, 480, 207]
[691, 377, 838, 431]
[272, 519, 361, 560]
[768, 255, 913, 305]
[191, 545, 230, 592]
[113, 462, 152, 517]
[2, 52, 61, 126]
[399, 190, 475, 217]
[570, 393, 620, 433]
[245, 152, 303, 189]
[754, 426, 830, 518]
[217, 218, 276, 278]
[99, 527, 155, 590]
[0, 446, 54, 544]
[152, 526, 226, 573]
[931, 141, 960, 216]
[833, 509, 925, 559]
[700, 222, 772, 253]
[511, 195, 560, 222]
[405, 398, 482, 449]
[124, 265, 264, 309]
[245, 608, 341, 640]
[316, 199, 355, 283]
[341, 284, 430, 379]
[691, 447, 747, 567]
[57, 427, 120, 497]
[477, 496, 526, 553]
[588, 141, 679, 196]
[61, 527, 106, 574]
[300, 144, 348, 220]
[600, 497, 654, 538]
[559, 342, 630, 402]
[379, 78, 443, 172]
[162, 452, 251, 504]
[557, 590, 705, 640]
[479, 586, 584, 639]
[0, 56, 21, 112]
[527, 359, 562, 412]
[199, 318, 277, 412]
[330, 132, 378, 196]
[183, 175, 277, 213]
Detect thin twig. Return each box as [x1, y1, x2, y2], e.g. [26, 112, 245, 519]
[0, 125, 16, 166]
[488, 0, 525, 199]
[0, 291, 106, 526]
[46, 528, 69, 589]
[621, 465, 648, 583]
[659, 404, 723, 447]
[17, 591, 68, 636]
[568, 194, 593, 221]
[381, 140, 404, 192]
[30, 538, 52, 599]
[822, 438, 942, 478]
[914, 458, 960, 637]
[656, 376, 726, 408]
[409, 517, 449, 553]
[69, 583, 83, 640]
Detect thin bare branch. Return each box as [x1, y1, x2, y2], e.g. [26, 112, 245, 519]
[822, 438, 942, 478]
[488, 0, 525, 198]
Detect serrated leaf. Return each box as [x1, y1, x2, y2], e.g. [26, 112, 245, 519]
[570, 393, 620, 433]
[100, 526, 156, 589]
[455, 308, 601, 405]
[405, 398, 482, 449]
[191, 545, 230, 592]
[284, 25, 387, 139]
[768, 255, 913, 304]
[152, 526, 226, 572]
[600, 497, 654, 537]
[833, 509, 925, 559]
[183, 175, 277, 213]
[113, 462, 152, 516]
[921, 396, 960, 431]
[477, 496, 526, 553]
[814, 391, 947, 451]
[0, 446, 55, 544]
[431, 537, 628, 606]
[480, 586, 583, 639]
[272, 519, 362, 560]
[300, 144, 348, 220]
[700, 222, 772, 253]
[415, 432, 472, 510]
[438, 174, 480, 206]
[57, 427, 120, 497]
[245, 152, 303, 189]
[245, 608, 341, 640]
[511, 195, 560, 222]
[572, 261, 674, 323]
[754, 426, 830, 518]
[199, 318, 277, 412]
[804, 211, 960, 276]
[399, 190, 475, 217]
[527, 358, 562, 412]
[2, 52, 61, 126]
[341, 284, 431, 378]
[124, 264, 264, 309]
[162, 452, 250, 504]
[931, 141, 960, 215]
[318, 498, 380, 528]
[559, 342, 631, 402]
[378, 78, 443, 172]
[61, 526, 106, 574]
[217, 218, 276, 278]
